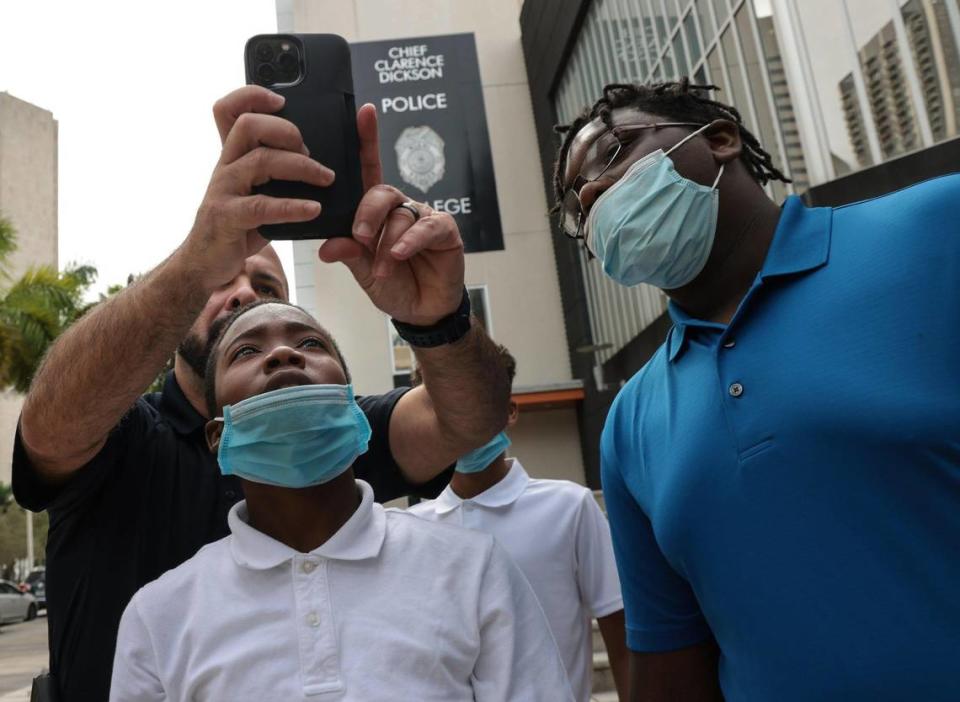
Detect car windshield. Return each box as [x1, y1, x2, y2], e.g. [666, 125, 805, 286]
[26, 571, 44, 584]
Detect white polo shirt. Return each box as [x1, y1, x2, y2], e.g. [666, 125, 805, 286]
[110, 479, 573, 702]
[409, 459, 623, 702]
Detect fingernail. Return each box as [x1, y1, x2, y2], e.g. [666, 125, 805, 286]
[321, 166, 335, 183]
[354, 222, 371, 241]
[301, 144, 311, 156]
[272, 92, 286, 104]
[305, 201, 322, 215]
[391, 242, 409, 257]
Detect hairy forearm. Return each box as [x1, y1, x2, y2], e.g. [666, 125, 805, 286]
[413, 319, 510, 448]
[20, 247, 210, 477]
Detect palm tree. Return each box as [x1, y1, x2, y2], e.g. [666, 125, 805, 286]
[0, 213, 97, 392]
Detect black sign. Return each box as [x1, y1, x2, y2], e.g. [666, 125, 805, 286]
[351, 33, 504, 253]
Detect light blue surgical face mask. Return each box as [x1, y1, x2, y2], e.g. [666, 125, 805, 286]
[214, 384, 371, 489]
[456, 431, 511, 474]
[585, 123, 724, 290]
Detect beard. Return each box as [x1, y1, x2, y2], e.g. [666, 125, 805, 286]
[177, 314, 233, 379]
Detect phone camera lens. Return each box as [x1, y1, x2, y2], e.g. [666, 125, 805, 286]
[277, 52, 297, 70]
[256, 44, 274, 62]
[256, 63, 276, 83]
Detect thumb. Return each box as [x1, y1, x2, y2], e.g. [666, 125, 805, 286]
[318, 238, 375, 286]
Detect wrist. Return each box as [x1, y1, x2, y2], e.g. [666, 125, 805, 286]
[169, 240, 220, 299]
[392, 288, 472, 348]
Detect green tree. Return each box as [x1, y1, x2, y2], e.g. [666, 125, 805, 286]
[0, 214, 98, 392]
[0, 481, 46, 581]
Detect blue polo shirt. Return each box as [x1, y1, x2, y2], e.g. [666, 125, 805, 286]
[601, 174, 960, 701]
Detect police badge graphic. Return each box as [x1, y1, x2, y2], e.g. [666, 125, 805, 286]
[395, 126, 445, 194]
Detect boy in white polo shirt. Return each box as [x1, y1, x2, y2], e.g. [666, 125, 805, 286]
[109, 300, 573, 702]
[409, 348, 629, 701]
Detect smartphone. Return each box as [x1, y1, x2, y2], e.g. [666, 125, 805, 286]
[244, 34, 363, 239]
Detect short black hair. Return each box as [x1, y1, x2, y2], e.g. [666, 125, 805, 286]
[203, 299, 349, 416]
[552, 78, 790, 215]
[409, 343, 516, 392]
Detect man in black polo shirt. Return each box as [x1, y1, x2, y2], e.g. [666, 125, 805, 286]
[12, 86, 509, 701]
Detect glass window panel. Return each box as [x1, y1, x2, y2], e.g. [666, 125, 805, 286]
[735, 7, 792, 191]
[696, 0, 716, 38]
[685, 11, 703, 65]
[661, 43, 678, 79]
[751, 0, 810, 191]
[706, 46, 726, 98]
[711, 0, 729, 26]
[694, 64, 709, 86]
[719, 29, 751, 123]
[673, 29, 690, 76]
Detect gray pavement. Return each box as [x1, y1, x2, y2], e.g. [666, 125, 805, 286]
[0, 614, 48, 698]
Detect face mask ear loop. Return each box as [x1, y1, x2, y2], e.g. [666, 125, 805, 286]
[664, 122, 713, 158]
[711, 163, 725, 190]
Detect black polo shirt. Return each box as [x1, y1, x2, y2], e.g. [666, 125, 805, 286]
[12, 372, 451, 702]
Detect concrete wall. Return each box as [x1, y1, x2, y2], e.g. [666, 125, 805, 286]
[507, 407, 584, 484]
[0, 94, 59, 485]
[282, 1, 584, 483]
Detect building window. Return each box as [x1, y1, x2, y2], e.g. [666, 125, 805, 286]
[389, 285, 492, 385]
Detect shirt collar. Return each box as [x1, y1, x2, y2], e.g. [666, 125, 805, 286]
[228, 479, 386, 570]
[159, 371, 208, 435]
[666, 196, 832, 363]
[432, 458, 530, 515]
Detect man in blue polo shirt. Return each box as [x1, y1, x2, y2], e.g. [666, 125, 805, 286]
[553, 78, 960, 701]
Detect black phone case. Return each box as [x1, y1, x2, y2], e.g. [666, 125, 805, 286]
[244, 34, 362, 240]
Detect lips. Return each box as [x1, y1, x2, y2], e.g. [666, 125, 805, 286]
[263, 369, 314, 393]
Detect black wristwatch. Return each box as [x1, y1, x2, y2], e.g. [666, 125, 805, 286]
[391, 289, 472, 348]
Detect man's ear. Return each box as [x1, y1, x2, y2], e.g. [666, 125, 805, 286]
[205, 419, 224, 455]
[704, 119, 742, 164]
[506, 401, 520, 429]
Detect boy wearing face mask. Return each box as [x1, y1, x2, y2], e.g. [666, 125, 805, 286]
[108, 300, 574, 702]
[408, 350, 628, 702]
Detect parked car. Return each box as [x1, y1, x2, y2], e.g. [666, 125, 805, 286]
[23, 567, 46, 611]
[0, 580, 37, 623]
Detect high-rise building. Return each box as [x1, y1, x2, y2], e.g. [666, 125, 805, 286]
[0, 93, 59, 485]
[839, 0, 960, 168]
[757, 15, 809, 192]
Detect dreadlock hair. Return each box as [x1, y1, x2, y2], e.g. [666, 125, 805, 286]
[203, 299, 350, 417]
[551, 78, 790, 214]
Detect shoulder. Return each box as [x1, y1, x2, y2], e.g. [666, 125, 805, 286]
[525, 477, 593, 507]
[602, 357, 661, 447]
[356, 387, 410, 416]
[834, 174, 960, 243]
[384, 509, 494, 557]
[129, 538, 230, 621]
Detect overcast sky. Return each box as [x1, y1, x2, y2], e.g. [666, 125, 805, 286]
[0, 0, 296, 300]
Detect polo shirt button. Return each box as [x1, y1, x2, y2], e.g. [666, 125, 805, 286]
[306, 612, 320, 627]
[723, 339, 736, 349]
[729, 382, 744, 397]
[302, 560, 317, 574]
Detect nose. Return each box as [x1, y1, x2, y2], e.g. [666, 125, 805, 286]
[226, 277, 259, 311]
[264, 345, 305, 371]
[577, 177, 615, 218]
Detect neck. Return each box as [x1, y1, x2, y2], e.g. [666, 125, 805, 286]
[173, 356, 210, 418]
[667, 186, 782, 324]
[450, 455, 512, 500]
[241, 470, 361, 553]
